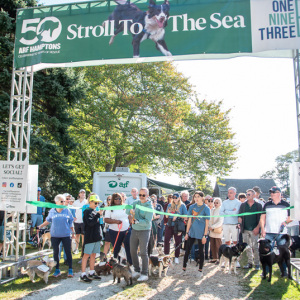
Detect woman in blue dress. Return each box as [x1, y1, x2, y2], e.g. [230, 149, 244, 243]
[182, 191, 210, 278]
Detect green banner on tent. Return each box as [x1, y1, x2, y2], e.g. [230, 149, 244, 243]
[14, 0, 300, 69]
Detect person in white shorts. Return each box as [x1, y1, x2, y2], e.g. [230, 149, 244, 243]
[220, 187, 241, 245]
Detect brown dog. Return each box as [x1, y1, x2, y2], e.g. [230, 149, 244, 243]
[94, 261, 113, 276]
[42, 232, 51, 250]
[149, 255, 172, 277]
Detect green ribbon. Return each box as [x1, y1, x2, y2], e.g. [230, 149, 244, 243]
[26, 201, 294, 218]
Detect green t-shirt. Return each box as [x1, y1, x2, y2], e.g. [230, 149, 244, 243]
[244, 201, 259, 231]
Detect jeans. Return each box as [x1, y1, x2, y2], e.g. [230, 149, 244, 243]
[157, 221, 164, 243]
[130, 229, 150, 275]
[184, 237, 204, 269]
[110, 228, 132, 265]
[51, 236, 72, 270]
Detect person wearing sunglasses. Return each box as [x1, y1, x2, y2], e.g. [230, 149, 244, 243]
[164, 192, 188, 264]
[105, 193, 132, 266]
[238, 189, 262, 270]
[126, 188, 153, 282]
[38, 194, 75, 278]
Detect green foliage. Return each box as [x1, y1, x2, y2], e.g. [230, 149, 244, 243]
[261, 149, 299, 195]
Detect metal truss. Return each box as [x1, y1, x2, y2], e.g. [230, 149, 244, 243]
[7, 67, 34, 161]
[294, 50, 300, 160]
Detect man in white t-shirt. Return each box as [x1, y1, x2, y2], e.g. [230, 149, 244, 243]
[73, 189, 88, 254]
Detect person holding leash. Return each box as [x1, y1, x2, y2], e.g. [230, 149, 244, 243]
[126, 187, 153, 282]
[80, 194, 102, 282]
[183, 191, 210, 278]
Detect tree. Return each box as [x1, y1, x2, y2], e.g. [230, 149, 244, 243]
[261, 149, 299, 195]
[0, 1, 87, 199]
[69, 63, 237, 190]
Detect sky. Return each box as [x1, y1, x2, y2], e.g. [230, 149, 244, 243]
[40, 0, 298, 185]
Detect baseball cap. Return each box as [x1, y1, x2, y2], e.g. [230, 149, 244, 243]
[173, 193, 180, 198]
[89, 194, 102, 203]
[79, 189, 86, 193]
[252, 186, 262, 194]
[38, 187, 41, 191]
[269, 186, 281, 193]
[63, 193, 70, 197]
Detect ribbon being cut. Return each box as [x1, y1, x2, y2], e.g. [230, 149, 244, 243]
[26, 201, 294, 219]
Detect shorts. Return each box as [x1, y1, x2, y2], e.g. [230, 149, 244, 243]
[223, 224, 238, 242]
[105, 230, 111, 243]
[75, 223, 84, 235]
[31, 215, 43, 227]
[84, 241, 101, 255]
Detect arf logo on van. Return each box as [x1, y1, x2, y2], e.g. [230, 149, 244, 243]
[19, 16, 62, 45]
[108, 181, 130, 188]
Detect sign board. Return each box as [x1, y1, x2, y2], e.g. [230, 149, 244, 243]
[289, 162, 300, 220]
[0, 161, 28, 212]
[26, 165, 39, 214]
[14, 0, 300, 70]
[93, 172, 147, 203]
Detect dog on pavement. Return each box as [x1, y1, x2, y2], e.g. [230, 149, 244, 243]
[105, 0, 172, 57]
[20, 258, 56, 284]
[218, 242, 248, 275]
[149, 255, 172, 277]
[258, 234, 292, 282]
[110, 258, 133, 286]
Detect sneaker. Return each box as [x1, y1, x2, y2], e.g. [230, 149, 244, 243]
[255, 265, 260, 271]
[68, 269, 74, 277]
[236, 261, 241, 268]
[53, 269, 61, 277]
[74, 249, 79, 255]
[132, 271, 141, 279]
[174, 257, 179, 264]
[243, 263, 253, 269]
[80, 275, 92, 283]
[137, 275, 149, 282]
[88, 273, 101, 280]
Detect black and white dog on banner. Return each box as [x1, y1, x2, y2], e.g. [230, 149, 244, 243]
[105, 0, 172, 57]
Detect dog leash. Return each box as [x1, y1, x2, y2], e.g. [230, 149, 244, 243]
[169, 239, 184, 256]
[112, 223, 123, 254]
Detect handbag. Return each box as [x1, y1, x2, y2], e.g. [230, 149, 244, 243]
[174, 218, 185, 234]
[167, 217, 173, 227]
[212, 226, 223, 234]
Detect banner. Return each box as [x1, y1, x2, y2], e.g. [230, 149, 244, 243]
[14, 0, 300, 70]
[0, 161, 28, 212]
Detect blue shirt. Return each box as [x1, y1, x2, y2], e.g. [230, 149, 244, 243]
[167, 203, 188, 226]
[36, 195, 45, 215]
[46, 208, 74, 238]
[220, 198, 241, 225]
[188, 203, 210, 239]
[125, 196, 139, 206]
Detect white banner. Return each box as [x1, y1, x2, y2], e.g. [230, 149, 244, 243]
[0, 161, 28, 212]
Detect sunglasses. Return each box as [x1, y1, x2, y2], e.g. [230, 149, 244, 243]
[172, 196, 179, 199]
[115, 198, 121, 201]
[246, 193, 251, 196]
[214, 202, 219, 204]
[60, 201, 65, 204]
[208, 200, 213, 202]
[139, 194, 146, 197]
[270, 191, 280, 194]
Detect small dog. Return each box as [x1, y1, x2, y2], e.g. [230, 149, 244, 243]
[149, 255, 172, 277]
[105, 0, 172, 57]
[21, 258, 56, 284]
[94, 261, 112, 276]
[258, 234, 292, 282]
[42, 232, 51, 250]
[219, 242, 248, 274]
[110, 258, 133, 286]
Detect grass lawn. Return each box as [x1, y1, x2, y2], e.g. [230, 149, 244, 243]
[241, 252, 300, 300]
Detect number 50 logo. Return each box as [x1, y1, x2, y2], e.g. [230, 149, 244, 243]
[19, 16, 62, 45]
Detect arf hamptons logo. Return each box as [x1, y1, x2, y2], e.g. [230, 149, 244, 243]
[18, 16, 62, 54]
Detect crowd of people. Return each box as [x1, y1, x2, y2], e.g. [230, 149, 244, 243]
[9, 184, 297, 283]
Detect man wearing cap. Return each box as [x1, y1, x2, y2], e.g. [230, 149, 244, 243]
[252, 186, 265, 206]
[30, 187, 46, 239]
[80, 194, 102, 282]
[260, 186, 292, 243]
[73, 189, 88, 254]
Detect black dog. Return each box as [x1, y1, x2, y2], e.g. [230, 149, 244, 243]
[258, 234, 292, 282]
[105, 0, 172, 57]
[289, 236, 300, 257]
[218, 242, 248, 274]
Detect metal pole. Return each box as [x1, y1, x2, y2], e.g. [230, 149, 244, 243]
[294, 49, 300, 160]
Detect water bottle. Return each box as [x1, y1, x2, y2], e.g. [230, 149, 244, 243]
[279, 224, 285, 233]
